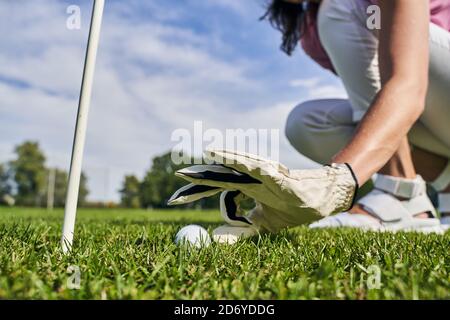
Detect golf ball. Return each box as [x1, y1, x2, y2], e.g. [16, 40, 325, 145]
[174, 225, 211, 248]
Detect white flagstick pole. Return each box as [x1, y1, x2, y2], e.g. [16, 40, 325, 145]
[62, 0, 105, 253]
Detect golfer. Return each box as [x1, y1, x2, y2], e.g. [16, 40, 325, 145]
[261, 0, 450, 230]
[171, 0, 450, 240]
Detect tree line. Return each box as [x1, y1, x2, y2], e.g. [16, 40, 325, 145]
[0, 141, 88, 207]
[0, 140, 216, 209]
[119, 152, 218, 209]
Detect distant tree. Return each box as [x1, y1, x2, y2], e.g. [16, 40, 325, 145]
[139, 152, 219, 209]
[44, 168, 89, 208]
[53, 169, 68, 207]
[0, 163, 12, 203]
[0, 164, 10, 194]
[140, 153, 186, 208]
[9, 141, 47, 206]
[78, 172, 89, 207]
[119, 175, 141, 208]
[8, 141, 89, 208]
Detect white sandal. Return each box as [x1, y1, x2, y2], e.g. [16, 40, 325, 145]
[431, 162, 450, 229]
[310, 174, 443, 233]
[439, 194, 450, 229]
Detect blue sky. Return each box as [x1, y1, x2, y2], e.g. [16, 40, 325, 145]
[0, 0, 346, 201]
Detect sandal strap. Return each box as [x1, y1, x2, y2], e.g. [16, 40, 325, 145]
[431, 162, 450, 192]
[402, 193, 438, 218]
[358, 190, 410, 222]
[438, 193, 450, 213]
[375, 174, 425, 198]
[358, 189, 437, 222]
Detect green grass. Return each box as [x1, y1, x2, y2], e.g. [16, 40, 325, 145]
[0, 207, 448, 300]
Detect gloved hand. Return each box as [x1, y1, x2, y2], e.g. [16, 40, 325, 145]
[169, 149, 358, 233]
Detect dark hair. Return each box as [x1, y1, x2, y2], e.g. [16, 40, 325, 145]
[261, 0, 318, 56]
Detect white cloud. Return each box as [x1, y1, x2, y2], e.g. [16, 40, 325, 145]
[203, 0, 252, 16]
[289, 77, 321, 88]
[308, 85, 347, 99]
[290, 77, 347, 100]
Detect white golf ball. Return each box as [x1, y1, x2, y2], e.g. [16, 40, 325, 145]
[174, 225, 211, 248]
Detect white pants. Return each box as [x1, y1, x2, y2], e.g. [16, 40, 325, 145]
[286, 0, 450, 165]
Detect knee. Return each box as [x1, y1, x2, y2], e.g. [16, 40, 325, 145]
[285, 101, 322, 159]
[286, 99, 354, 164]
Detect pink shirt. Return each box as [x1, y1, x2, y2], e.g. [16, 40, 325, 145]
[301, 0, 450, 73]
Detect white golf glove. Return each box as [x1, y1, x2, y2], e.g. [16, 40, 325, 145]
[168, 150, 358, 233]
